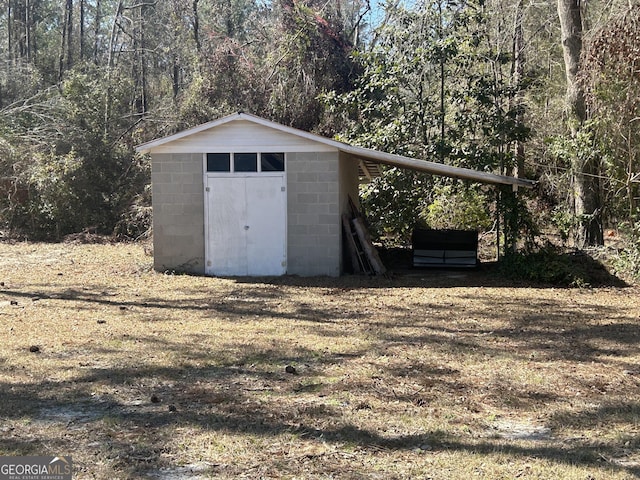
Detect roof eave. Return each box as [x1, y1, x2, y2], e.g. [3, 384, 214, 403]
[135, 112, 245, 153]
[135, 112, 535, 188]
[135, 112, 349, 154]
[340, 145, 535, 188]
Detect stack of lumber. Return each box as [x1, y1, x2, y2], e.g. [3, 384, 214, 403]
[342, 197, 387, 276]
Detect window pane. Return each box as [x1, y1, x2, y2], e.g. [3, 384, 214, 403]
[235, 153, 257, 172]
[207, 153, 230, 172]
[261, 153, 285, 172]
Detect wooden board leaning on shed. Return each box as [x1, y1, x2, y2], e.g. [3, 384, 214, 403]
[342, 197, 387, 276]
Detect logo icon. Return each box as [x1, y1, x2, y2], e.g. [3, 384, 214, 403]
[0, 456, 72, 480]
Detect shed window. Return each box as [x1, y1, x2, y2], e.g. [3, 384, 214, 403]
[207, 153, 230, 172]
[206, 152, 285, 173]
[261, 153, 285, 172]
[235, 153, 258, 172]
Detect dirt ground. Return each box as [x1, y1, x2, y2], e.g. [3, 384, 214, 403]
[0, 242, 638, 479]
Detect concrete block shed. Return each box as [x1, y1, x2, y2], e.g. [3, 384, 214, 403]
[136, 112, 533, 277]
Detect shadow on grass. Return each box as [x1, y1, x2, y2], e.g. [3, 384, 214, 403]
[2, 270, 637, 369]
[1, 362, 638, 478]
[0, 258, 637, 476]
[230, 247, 628, 289]
[548, 401, 640, 431]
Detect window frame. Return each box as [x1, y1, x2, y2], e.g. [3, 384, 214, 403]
[204, 152, 286, 175]
[260, 152, 285, 172]
[206, 153, 231, 172]
[234, 152, 258, 172]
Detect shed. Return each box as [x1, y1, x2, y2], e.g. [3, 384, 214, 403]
[136, 112, 534, 277]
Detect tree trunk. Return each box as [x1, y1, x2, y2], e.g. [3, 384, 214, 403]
[93, 0, 101, 63]
[8, 1, 12, 63]
[438, 0, 445, 162]
[59, 2, 67, 79]
[557, 0, 603, 247]
[105, 0, 123, 132]
[192, 0, 201, 52]
[557, 0, 585, 129]
[29, 0, 37, 62]
[66, 0, 73, 69]
[11, 0, 27, 59]
[172, 54, 180, 99]
[133, 3, 148, 115]
[513, 0, 525, 178]
[80, 0, 85, 61]
[59, 0, 73, 79]
[25, 0, 31, 62]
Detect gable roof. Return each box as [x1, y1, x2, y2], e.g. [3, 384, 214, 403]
[136, 112, 535, 188]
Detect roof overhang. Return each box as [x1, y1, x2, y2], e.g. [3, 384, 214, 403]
[136, 112, 535, 189]
[344, 146, 535, 188]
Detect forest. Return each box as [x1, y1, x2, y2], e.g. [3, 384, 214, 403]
[0, 0, 638, 275]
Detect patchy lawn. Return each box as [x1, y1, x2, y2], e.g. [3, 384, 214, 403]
[0, 242, 638, 479]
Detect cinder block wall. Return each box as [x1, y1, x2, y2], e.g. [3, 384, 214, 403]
[287, 152, 341, 276]
[151, 153, 205, 274]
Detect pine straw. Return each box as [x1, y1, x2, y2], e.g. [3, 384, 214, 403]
[0, 242, 639, 479]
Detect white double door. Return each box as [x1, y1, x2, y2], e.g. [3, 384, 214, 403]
[205, 175, 287, 276]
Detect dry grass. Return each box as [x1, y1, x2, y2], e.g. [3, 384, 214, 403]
[0, 242, 639, 479]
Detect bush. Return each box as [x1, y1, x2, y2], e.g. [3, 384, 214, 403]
[498, 246, 619, 287]
[360, 168, 433, 243]
[421, 185, 492, 231]
[0, 67, 150, 240]
[114, 184, 152, 241]
[606, 224, 640, 283]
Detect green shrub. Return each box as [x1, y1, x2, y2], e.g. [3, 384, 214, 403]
[498, 246, 614, 287]
[421, 185, 492, 231]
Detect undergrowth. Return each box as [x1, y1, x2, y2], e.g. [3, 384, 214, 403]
[498, 246, 625, 287]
